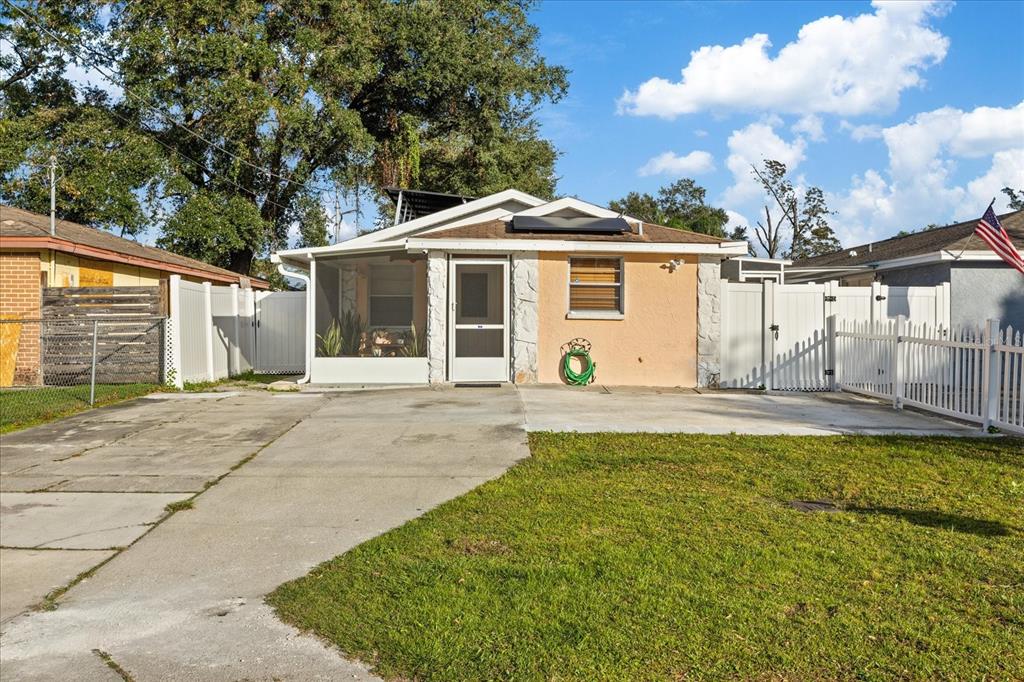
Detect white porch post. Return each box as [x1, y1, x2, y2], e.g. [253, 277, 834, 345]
[426, 251, 447, 383]
[309, 257, 317, 381]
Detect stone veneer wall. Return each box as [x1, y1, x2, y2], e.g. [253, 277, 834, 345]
[696, 255, 721, 388]
[426, 252, 447, 383]
[511, 253, 539, 383]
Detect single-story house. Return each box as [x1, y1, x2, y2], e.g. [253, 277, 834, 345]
[1, 204, 268, 386]
[785, 210, 1024, 330]
[272, 189, 747, 387]
[1, 203, 268, 316]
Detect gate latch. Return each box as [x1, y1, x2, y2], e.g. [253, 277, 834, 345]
[823, 295, 837, 302]
[824, 369, 834, 376]
[769, 323, 780, 340]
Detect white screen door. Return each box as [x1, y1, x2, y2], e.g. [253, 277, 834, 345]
[448, 259, 509, 382]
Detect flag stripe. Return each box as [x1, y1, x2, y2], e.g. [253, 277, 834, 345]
[976, 208, 1024, 274]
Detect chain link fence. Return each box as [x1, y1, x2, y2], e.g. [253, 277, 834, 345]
[0, 316, 166, 431]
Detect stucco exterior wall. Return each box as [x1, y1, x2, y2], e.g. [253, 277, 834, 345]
[950, 263, 1023, 331]
[536, 252, 698, 387]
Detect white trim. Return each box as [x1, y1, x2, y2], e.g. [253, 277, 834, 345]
[311, 357, 428, 384]
[568, 255, 624, 317]
[512, 196, 632, 221]
[406, 237, 748, 255]
[328, 189, 544, 248]
[567, 311, 624, 320]
[787, 248, 1024, 278]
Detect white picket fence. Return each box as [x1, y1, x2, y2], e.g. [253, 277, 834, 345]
[836, 316, 1024, 434]
[165, 275, 305, 387]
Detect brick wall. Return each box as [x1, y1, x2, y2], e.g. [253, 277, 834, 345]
[0, 251, 42, 385]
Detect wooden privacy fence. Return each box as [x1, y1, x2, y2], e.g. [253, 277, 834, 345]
[835, 316, 1024, 435]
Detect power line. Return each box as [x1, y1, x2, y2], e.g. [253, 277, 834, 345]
[4, 0, 338, 198]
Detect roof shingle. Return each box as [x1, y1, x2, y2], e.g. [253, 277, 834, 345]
[417, 218, 727, 244]
[793, 210, 1024, 268]
[0, 204, 267, 287]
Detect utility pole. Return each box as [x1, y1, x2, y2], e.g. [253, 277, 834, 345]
[48, 154, 57, 236]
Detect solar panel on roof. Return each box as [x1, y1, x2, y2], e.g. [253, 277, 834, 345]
[510, 216, 629, 233]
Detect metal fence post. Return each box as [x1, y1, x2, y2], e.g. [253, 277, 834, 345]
[89, 319, 98, 406]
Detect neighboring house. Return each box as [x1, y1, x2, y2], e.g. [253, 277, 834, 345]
[273, 189, 747, 387]
[786, 210, 1024, 330]
[1, 204, 268, 386]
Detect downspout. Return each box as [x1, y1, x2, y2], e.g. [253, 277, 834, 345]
[277, 261, 312, 384]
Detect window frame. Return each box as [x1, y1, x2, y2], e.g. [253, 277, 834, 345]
[368, 263, 415, 329]
[566, 256, 625, 320]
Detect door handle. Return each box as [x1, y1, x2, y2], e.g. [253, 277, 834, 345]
[769, 324, 779, 340]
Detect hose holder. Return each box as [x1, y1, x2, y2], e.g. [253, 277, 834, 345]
[561, 337, 596, 386]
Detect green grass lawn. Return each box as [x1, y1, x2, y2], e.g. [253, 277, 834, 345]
[0, 383, 159, 433]
[269, 434, 1024, 681]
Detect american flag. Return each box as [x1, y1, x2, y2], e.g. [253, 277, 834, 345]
[976, 204, 1024, 274]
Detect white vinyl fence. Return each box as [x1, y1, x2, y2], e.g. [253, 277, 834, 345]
[836, 317, 1024, 434]
[721, 280, 950, 390]
[165, 275, 305, 386]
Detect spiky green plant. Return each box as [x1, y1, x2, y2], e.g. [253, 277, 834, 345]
[317, 319, 343, 357]
[339, 310, 366, 356]
[402, 323, 423, 357]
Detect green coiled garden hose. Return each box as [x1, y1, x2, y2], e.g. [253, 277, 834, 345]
[562, 339, 596, 385]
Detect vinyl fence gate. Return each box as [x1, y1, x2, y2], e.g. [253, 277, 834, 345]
[166, 276, 305, 386]
[721, 280, 951, 391]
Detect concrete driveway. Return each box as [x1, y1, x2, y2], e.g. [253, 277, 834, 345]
[0, 384, 977, 680]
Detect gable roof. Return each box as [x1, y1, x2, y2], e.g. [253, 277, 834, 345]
[335, 188, 546, 248]
[792, 210, 1024, 269]
[0, 204, 268, 288]
[415, 218, 727, 244]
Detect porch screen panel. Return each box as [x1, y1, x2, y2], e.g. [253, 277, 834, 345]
[569, 257, 622, 313]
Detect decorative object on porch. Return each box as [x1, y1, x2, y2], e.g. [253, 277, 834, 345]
[561, 338, 596, 386]
[317, 319, 343, 357]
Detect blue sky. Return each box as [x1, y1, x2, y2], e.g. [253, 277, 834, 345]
[530, 0, 1024, 250]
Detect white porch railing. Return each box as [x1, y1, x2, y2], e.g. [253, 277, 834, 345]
[835, 316, 1024, 435]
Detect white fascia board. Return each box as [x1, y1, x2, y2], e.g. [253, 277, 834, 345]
[732, 256, 792, 265]
[275, 240, 407, 262]
[341, 189, 545, 246]
[405, 238, 749, 256]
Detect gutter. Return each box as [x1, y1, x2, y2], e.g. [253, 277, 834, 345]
[276, 261, 312, 384]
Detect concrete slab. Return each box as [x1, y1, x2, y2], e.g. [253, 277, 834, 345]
[1, 548, 114, 624]
[46, 475, 213, 493]
[0, 386, 526, 681]
[518, 384, 983, 436]
[0, 492, 186, 549]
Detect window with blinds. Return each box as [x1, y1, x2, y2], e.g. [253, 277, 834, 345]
[369, 264, 414, 327]
[568, 257, 623, 314]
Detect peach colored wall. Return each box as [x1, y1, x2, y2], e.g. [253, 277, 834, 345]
[536, 252, 698, 387]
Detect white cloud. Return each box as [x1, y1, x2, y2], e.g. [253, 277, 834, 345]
[637, 150, 714, 176]
[840, 121, 883, 141]
[618, 0, 949, 118]
[791, 115, 825, 142]
[722, 122, 807, 205]
[830, 102, 1024, 244]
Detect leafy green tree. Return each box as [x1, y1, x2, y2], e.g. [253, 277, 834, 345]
[751, 159, 840, 259]
[609, 178, 730, 237]
[1002, 187, 1024, 211]
[2, 0, 566, 275]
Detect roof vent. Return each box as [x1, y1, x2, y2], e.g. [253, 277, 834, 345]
[511, 216, 629, 234]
